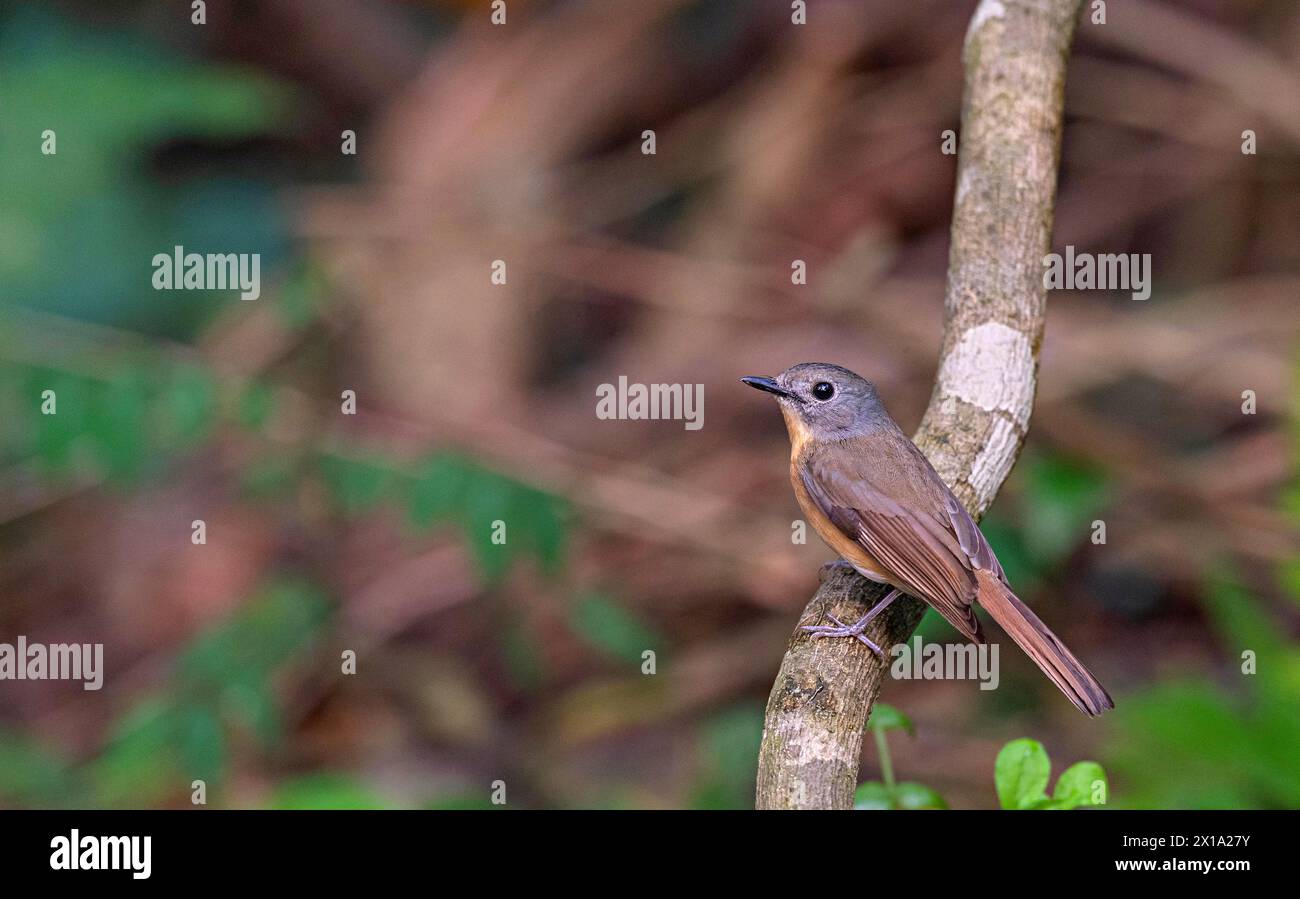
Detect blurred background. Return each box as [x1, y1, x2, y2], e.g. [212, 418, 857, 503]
[0, 0, 1297, 810]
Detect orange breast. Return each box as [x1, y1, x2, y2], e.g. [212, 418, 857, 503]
[788, 447, 893, 583]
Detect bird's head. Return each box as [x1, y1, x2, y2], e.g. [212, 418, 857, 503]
[742, 362, 890, 441]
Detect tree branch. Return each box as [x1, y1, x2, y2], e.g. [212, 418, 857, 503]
[755, 0, 1084, 810]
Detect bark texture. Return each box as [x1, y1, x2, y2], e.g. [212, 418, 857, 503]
[755, 0, 1084, 810]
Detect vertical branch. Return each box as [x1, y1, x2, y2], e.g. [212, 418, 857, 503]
[755, 0, 1084, 811]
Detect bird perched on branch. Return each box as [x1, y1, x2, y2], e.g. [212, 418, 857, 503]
[743, 362, 1113, 717]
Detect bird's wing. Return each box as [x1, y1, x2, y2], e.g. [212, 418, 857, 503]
[800, 440, 995, 643]
[941, 490, 1005, 583]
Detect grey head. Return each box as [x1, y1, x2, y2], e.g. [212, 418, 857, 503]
[741, 362, 895, 439]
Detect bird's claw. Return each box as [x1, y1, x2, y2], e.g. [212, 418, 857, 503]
[801, 615, 883, 655]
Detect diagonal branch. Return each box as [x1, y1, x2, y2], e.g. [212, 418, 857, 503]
[755, 0, 1084, 810]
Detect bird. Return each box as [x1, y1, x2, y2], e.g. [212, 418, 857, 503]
[742, 362, 1114, 717]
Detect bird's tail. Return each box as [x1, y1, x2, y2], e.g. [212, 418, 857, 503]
[976, 570, 1114, 717]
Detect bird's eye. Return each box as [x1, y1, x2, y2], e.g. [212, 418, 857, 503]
[812, 381, 835, 401]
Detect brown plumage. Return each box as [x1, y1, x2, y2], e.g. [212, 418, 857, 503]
[744, 363, 1113, 717]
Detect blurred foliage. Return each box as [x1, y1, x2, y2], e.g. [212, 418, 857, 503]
[2, 355, 212, 484]
[0, 4, 293, 337]
[425, 791, 501, 811]
[0, 579, 328, 808]
[0, 336, 570, 580]
[568, 593, 663, 665]
[0, 267, 572, 809]
[855, 716, 1111, 812]
[1282, 348, 1300, 608]
[400, 452, 569, 579]
[868, 702, 913, 736]
[1103, 352, 1300, 809]
[270, 774, 387, 810]
[855, 703, 947, 810]
[0, 733, 75, 809]
[0, 338, 574, 806]
[1105, 566, 1300, 809]
[994, 738, 1107, 811]
[688, 704, 764, 810]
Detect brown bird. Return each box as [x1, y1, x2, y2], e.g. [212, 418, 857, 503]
[743, 362, 1113, 716]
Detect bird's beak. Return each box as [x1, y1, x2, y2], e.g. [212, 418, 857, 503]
[741, 376, 794, 399]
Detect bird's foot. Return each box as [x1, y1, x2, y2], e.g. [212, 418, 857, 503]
[800, 588, 902, 656]
[801, 614, 883, 655]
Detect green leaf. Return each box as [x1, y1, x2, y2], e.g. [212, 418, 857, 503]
[853, 780, 893, 810]
[855, 779, 946, 810]
[240, 453, 297, 498]
[177, 703, 225, 785]
[1201, 564, 1286, 661]
[406, 453, 468, 530]
[86, 368, 152, 482]
[1020, 454, 1109, 567]
[319, 453, 393, 516]
[569, 593, 662, 665]
[868, 703, 914, 735]
[1276, 557, 1300, 607]
[275, 260, 328, 330]
[0, 732, 74, 806]
[426, 791, 498, 810]
[269, 774, 386, 810]
[178, 579, 330, 688]
[30, 369, 91, 476]
[995, 738, 1051, 810]
[1052, 761, 1107, 809]
[893, 781, 948, 810]
[160, 364, 217, 445]
[222, 682, 282, 746]
[1281, 482, 1300, 523]
[689, 705, 764, 809]
[236, 381, 275, 431]
[514, 486, 569, 574]
[89, 698, 183, 806]
[459, 465, 516, 581]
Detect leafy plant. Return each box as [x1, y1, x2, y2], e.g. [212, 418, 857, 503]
[1100, 349, 1300, 809]
[396, 451, 570, 580]
[994, 738, 1107, 810]
[690, 704, 765, 810]
[270, 774, 387, 810]
[89, 579, 331, 806]
[568, 592, 663, 664]
[0, 732, 76, 808]
[0, 4, 294, 338]
[854, 704, 947, 809]
[1105, 566, 1300, 808]
[0, 313, 572, 809]
[0, 578, 331, 808]
[0, 343, 571, 582]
